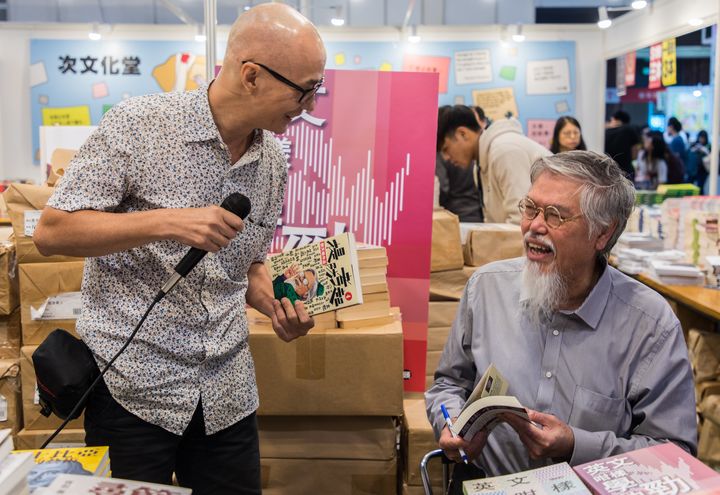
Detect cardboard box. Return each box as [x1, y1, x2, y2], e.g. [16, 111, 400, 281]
[4, 183, 81, 264]
[21, 346, 84, 430]
[46, 148, 77, 187]
[403, 483, 443, 495]
[246, 306, 337, 330]
[14, 428, 85, 450]
[402, 398, 441, 486]
[0, 309, 21, 359]
[261, 457, 397, 495]
[689, 329, 720, 383]
[427, 327, 451, 353]
[258, 416, 396, 460]
[0, 358, 22, 434]
[429, 270, 470, 301]
[426, 350, 442, 382]
[431, 210, 463, 273]
[428, 302, 459, 328]
[0, 228, 19, 316]
[19, 261, 84, 345]
[698, 419, 720, 466]
[250, 321, 404, 416]
[461, 223, 524, 267]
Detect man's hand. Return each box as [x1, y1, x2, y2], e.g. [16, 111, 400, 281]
[271, 298, 314, 342]
[168, 206, 245, 253]
[502, 409, 575, 461]
[439, 424, 489, 463]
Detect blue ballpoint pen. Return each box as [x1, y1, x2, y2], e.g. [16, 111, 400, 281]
[440, 404, 469, 464]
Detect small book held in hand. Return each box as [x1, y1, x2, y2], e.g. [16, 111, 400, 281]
[266, 232, 363, 316]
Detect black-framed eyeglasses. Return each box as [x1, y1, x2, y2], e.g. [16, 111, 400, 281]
[518, 197, 583, 229]
[242, 60, 324, 103]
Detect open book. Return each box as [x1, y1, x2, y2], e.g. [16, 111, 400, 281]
[266, 232, 363, 316]
[451, 364, 531, 440]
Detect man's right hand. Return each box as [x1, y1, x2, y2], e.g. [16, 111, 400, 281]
[439, 424, 489, 463]
[168, 206, 245, 253]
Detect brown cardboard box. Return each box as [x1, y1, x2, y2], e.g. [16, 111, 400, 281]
[4, 183, 81, 264]
[698, 419, 720, 467]
[431, 210, 463, 273]
[21, 346, 84, 430]
[462, 223, 524, 267]
[19, 261, 84, 345]
[429, 269, 470, 301]
[403, 483, 443, 495]
[402, 398, 441, 486]
[426, 350, 442, 379]
[688, 329, 720, 382]
[250, 321, 404, 416]
[46, 148, 77, 187]
[14, 428, 85, 449]
[0, 309, 21, 359]
[0, 228, 19, 315]
[246, 306, 337, 330]
[261, 457, 397, 495]
[0, 358, 22, 434]
[428, 302, 459, 328]
[427, 327, 451, 353]
[258, 416, 396, 460]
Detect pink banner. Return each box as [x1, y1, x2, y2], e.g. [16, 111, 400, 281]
[648, 43, 662, 90]
[272, 70, 439, 391]
[624, 51, 636, 88]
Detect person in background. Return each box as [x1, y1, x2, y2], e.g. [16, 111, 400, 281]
[32, 4, 324, 494]
[604, 110, 640, 181]
[425, 151, 696, 494]
[687, 130, 710, 190]
[635, 130, 684, 189]
[436, 105, 484, 222]
[666, 117, 688, 178]
[437, 105, 550, 224]
[550, 116, 587, 154]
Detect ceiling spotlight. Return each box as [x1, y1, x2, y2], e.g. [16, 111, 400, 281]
[88, 23, 102, 41]
[597, 7, 612, 29]
[194, 25, 206, 43]
[511, 25, 525, 43]
[631, 0, 647, 9]
[330, 6, 345, 27]
[688, 18, 703, 26]
[408, 25, 421, 44]
[693, 89, 702, 97]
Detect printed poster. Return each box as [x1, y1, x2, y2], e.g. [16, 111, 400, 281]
[471, 87, 519, 121]
[402, 54, 450, 93]
[625, 51, 636, 88]
[454, 49, 492, 85]
[526, 58, 570, 95]
[273, 70, 438, 391]
[615, 55, 626, 97]
[662, 37, 677, 87]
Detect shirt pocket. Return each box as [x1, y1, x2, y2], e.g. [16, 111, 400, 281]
[568, 385, 627, 433]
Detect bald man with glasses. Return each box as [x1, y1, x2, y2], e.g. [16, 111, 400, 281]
[425, 151, 696, 494]
[34, 4, 326, 494]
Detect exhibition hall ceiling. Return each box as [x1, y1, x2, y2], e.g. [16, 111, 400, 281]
[1, 0, 639, 27]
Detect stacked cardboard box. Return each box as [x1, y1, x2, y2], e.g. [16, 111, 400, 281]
[0, 358, 22, 435]
[689, 329, 720, 466]
[4, 184, 86, 442]
[460, 223, 524, 267]
[426, 302, 458, 389]
[249, 317, 404, 494]
[401, 397, 443, 495]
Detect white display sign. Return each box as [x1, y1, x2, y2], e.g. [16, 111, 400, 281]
[526, 58, 571, 95]
[454, 50, 492, 85]
[30, 291, 83, 320]
[24, 210, 42, 237]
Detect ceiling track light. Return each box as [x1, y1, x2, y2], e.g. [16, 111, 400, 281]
[330, 6, 345, 27]
[408, 25, 421, 44]
[88, 23, 102, 41]
[631, 0, 647, 9]
[511, 24, 525, 43]
[194, 25, 206, 42]
[597, 7, 612, 29]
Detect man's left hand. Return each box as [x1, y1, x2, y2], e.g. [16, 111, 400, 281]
[271, 297, 314, 342]
[502, 409, 575, 461]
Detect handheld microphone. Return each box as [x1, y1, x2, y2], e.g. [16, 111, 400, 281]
[159, 193, 252, 297]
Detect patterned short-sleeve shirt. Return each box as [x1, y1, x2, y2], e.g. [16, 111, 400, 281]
[47, 85, 287, 435]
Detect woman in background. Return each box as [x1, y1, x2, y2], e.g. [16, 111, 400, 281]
[550, 116, 587, 154]
[635, 130, 684, 189]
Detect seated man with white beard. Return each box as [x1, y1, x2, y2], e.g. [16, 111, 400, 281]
[425, 151, 696, 492]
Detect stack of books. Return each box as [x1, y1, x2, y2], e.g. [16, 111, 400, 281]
[0, 429, 34, 495]
[647, 259, 705, 286]
[13, 445, 110, 494]
[614, 248, 686, 275]
[614, 232, 665, 253]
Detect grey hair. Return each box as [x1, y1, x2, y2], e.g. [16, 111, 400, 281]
[530, 150, 635, 258]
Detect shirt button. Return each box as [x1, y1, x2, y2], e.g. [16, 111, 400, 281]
[553, 330, 560, 336]
[545, 371, 553, 379]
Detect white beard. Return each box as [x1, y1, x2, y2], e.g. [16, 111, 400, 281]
[521, 259, 569, 327]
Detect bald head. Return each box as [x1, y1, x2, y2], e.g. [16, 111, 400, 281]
[224, 3, 325, 75]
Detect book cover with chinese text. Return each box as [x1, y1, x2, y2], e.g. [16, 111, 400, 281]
[464, 462, 590, 494]
[267, 232, 363, 316]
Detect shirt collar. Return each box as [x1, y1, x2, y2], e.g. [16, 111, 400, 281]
[519, 259, 612, 330]
[182, 83, 221, 143]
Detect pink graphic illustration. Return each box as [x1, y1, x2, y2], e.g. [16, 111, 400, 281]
[273, 69, 439, 391]
[402, 54, 450, 93]
[527, 119, 555, 150]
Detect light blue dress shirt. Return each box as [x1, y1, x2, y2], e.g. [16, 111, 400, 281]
[425, 257, 697, 476]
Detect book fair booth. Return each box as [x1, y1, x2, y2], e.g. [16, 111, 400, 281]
[0, 0, 719, 493]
